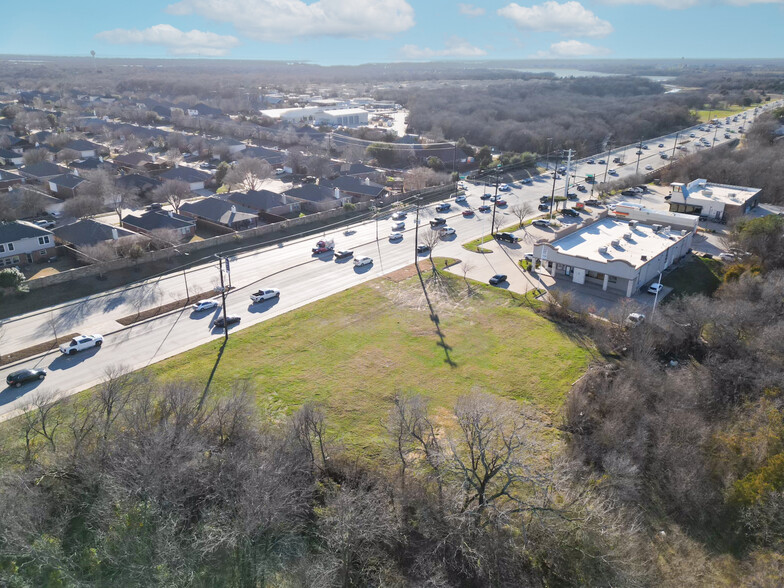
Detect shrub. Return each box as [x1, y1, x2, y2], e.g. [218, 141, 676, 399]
[724, 264, 746, 282]
[0, 267, 25, 288]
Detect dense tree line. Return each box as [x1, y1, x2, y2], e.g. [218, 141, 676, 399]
[660, 109, 784, 204]
[382, 77, 703, 156]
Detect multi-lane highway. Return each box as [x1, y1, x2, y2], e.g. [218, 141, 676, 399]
[1, 100, 779, 420]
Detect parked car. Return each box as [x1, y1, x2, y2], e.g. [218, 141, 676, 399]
[462, 209, 474, 217]
[577, 185, 587, 192]
[538, 203, 550, 211]
[540, 195, 551, 203]
[625, 313, 646, 327]
[495, 232, 519, 243]
[608, 169, 618, 176]
[647, 282, 664, 295]
[496, 199, 507, 206]
[389, 232, 403, 241]
[391, 212, 406, 220]
[645, 165, 653, 170]
[59, 334, 103, 355]
[429, 217, 447, 227]
[416, 244, 430, 253]
[214, 315, 241, 328]
[435, 203, 451, 212]
[147, 202, 163, 211]
[6, 368, 47, 388]
[455, 194, 467, 203]
[498, 184, 510, 192]
[35, 219, 56, 229]
[354, 256, 373, 267]
[522, 177, 533, 184]
[489, 274, 507, 286]
[532, 219, 551, 228]
[586, 159, 595, 164]
[658, 143, 664, 148]
[480, 193, 492, 200]
[583, 199, 601, 206]
[561, 208, 580, 217]
[392, 221, 405, 231]
[439, 227, 456, 237]
[478, 205, 491, 213]
[192, 299, 219, 312]
[250, 289, 280, 303]
[334, 250, 354, 259]
[598, 159, 606, 165]
[566, 192, 578, 200]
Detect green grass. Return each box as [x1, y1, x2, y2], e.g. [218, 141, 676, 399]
[662, 255, 724, 297]
[462, 234, 494, 253]
[148, 271, 592, 456]
[691, 103, 763, 122]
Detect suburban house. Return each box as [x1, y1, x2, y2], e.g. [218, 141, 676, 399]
[180, 197, 259, 231]
[62, 139, 102, 159]
[69, 157, 118, 173]
[240, 146, 286, 166]
[48, 174, 87, 198]
[116, 173, 162, 197]
[0, 220, 56, 266]
[532, 205, 698, 297]
[53, 219, 136, 250]
[226, 189, 301, 216]
[158, 166, 211, 191]
[18, 161, 69, 182]
[0, 148, 24, 166]
[210, 137, 246, 155]
[284, 183, 351, 213]
[321, 175, 386, 202]
[338, 162, 382, 179]
[121, 210, 196, 239]
[0, 169, 24, 191]
[667, 178, 761, 222]
[113, 152, 155, 171]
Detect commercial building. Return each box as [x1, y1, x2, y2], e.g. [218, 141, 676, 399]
[259, 106, 369, 128]
[667, 178, 760, 222]
[533, 204, 698, 297]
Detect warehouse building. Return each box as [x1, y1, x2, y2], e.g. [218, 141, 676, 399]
[533, 204, 698, 297]
[667, 178, 760, 222]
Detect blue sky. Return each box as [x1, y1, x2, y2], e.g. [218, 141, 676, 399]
[4, 0, 784, 64]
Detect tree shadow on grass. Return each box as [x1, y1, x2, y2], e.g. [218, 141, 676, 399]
[416, 264, 456, 368]
[199, 339, 227, 409]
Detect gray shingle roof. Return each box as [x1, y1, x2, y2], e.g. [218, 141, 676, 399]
[159, 166, 211, 183]
[53, 219, 135, 247]
[285, 184, 338, 203]
[0, 220, 52, 242]
[122, 210, 195, 232]
[49, 174, 86, 189]
[19, 161, 68, 178]
[180, 197, 258, 225]
[226, 189, 287, 211]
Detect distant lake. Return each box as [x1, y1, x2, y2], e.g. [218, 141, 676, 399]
[508, 68, 675, 82]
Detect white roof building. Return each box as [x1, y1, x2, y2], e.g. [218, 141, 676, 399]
[259, 106, 369, 128]
[533, 206, 698, 297]
[668, 178, 761, 222]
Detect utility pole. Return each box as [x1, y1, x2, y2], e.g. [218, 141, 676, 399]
[216, 255, 229, 341]
[548, 154, 559, 220]
[671, 132, 679, 161]
[603, 144, 612, 182]
[713, 124, 719, 145]
[490, 164, 502, 236]
[414, 199, 421, 266]
[634, 139, 643, 175]
[546, 137, 553, 171]
[562, 148, 574, 199]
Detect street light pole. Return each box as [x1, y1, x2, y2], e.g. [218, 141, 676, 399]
[546, 137, 553, 171]
[671, 132, 679, 161]
[216, 254, 229, 341]
[634, 139, 643, 175]
[490, 164, 501, 236]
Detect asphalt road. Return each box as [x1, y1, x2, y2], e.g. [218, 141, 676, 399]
[1, 101, 779, 420]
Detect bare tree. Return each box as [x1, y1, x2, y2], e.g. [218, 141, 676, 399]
[22, 148, 51, 166]
[420, 228, 441, 268]
[225, 157, 272, 191]
[511, 202, 533, 229]
[62, 194, 105, 219]
[153, 180, 190, 213]
[31, 394, 62, 453]
[56, 148, 80, 164]
[289, 402, 331, 473]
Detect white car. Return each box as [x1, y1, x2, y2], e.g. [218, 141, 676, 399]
[389, 232, 403, 241]
[645, 165, 653, 170]
[192, 299, 219, 312]
[625, 313, 646, 327]
[392, 221, 405, 231]
[455, 194, 467, 203]
[531, 219, 551, 228]
[59, 334, 103, 355]
[439, 226, 456, 237]
[391, 212, 406, 220]
[35, 219, 56, 229]
[354, 256, 373, 267]
[250, 288, 280, 303]
[647, 282, 664, 295]
[608, 169, 618, 176]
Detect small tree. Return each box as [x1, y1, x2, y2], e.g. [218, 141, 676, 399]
[511, 202, 533, 229]
[22, 148, 51, 166]
[224, 157, 272, 191]
[153, 180, 190, 214]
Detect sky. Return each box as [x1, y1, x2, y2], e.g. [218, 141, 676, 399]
[4, 0, 784, 65]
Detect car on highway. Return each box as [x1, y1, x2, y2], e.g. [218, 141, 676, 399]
[498, 184, 510, 192]
[334, 250, 354, 260]
[416, 244, 430, 253]
[392, 221, 405, 231]
[455, 194, 467, 203]
[312, 239, 334, 254]
[35, 219, 56, 229]
[532, 219, 551, 228]
[586, 159, 595, 164]
[214, 315, 241, 329]
[439, 226, 456, 237]
[577, 185, 587, 192]
[647, 282, 664, 295]
[481, 193, 492, 200]
[462, 209, 474, 217]
[645, 165, 653, 170]
[250, 288, 280, 303]
[642, 145, 649, 150]
[6, 368, 47, 388]
[435, 203, 451, 213]
[192, 299, 219, 312]
[495, 199, 507, 206]
[598, 159, 606, 165]
[59, 334, 103, 355]
[521, 177, 533, 184]
[389, 232, 403, 241]
[567, 192, 578, 200]
[478, 205, 491, 213]
[391, 212, 406, 220]
[489, 274, 507, 286]
[608, 169, 618, 176]
[561, 209, 580, 218]
[636, 150, 643, 155]
[429, 217, 447, 227]
[354, 256, 373, 267]
[495, 232, 519, 243]
[658, 143, 665, 148]
[724, 133, 731, 139]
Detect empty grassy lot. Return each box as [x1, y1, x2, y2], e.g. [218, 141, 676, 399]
[662, 255, 724, 297]
[150, 267, 592, 455]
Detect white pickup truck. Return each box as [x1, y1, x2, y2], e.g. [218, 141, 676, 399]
[250, 288, 280, 303]
[59, 334, 103, 355]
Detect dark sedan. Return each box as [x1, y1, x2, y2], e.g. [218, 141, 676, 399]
[214, 315, 241, 329]
[489, 274, 507, 286]
[6, 368, 47, 388]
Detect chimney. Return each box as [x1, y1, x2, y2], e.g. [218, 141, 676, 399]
[168, 210, 174, 218]
[334, 187, 340, 200]
[111, 228, 119, 240]
[230, 205, 236, 213]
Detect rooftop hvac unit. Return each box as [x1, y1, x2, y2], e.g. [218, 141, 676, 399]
[624, 232, 632, 240]
[702, 189, 713, 196]
[652, 224, 662, 232]
[641, 255, 648, 261]
[611, 239, 620, 247]
[628, 220, 638, 229]
[664, 226, 671, 233]
[599, 246, 608, 254]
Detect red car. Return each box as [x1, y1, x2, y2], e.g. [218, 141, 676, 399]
[462, 209, 474, 217]
[496, 199, 507, 206]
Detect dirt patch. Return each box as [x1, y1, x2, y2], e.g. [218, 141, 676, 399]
[116, 289, 228, 326]
[0, 332, 80, 366]
[384, 258, 461, 283]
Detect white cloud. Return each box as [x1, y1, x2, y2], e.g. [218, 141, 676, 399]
[400, 37, 487, 59]
[532, 39, 611, 57]
[167, 0, 415, 42]
[498, 1, 613, 38]
[95, 24, 239, 56]
[458, 3, 486, 16]
[601, 0, 781, 8]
